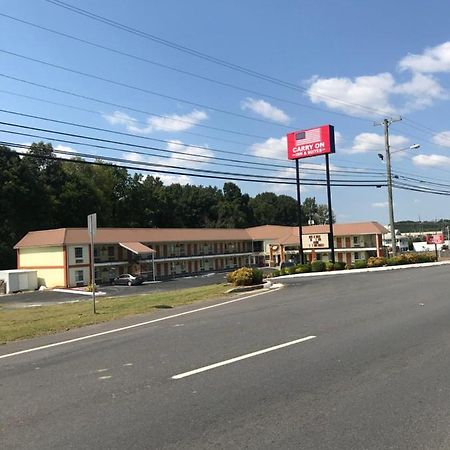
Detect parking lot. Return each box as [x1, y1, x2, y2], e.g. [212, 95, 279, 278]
[0, 272, 228, 309]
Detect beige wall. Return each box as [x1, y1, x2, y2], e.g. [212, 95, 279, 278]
[34, 268, 65, 288]
[18, 246, 66, 288]
[19, 246, 64, 267]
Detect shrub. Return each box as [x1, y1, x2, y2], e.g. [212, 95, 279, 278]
[295, 263, 312, 273]
[345, 263, 354, 270]
[386, 255, 407, 266]
[271, 269, 281, 277]
[287, 265, 297, 275]
[226, 271, 236, 283]
[84, 283, 97, 292]
[354, 260, 368, 269]
[252, 268, 263, 284]
[333, 262, 346, 271]
[325, 261, 335, 271]
[367, 256, 387, 268]
[227, 267, 263, 286]
[311, 260, 326, 272]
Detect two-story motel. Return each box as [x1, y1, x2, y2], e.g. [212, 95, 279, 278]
[14, 222, 387, 288]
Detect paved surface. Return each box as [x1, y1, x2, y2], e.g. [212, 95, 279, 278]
[2, 265, 450, 449]
[0, 272, 227, 308]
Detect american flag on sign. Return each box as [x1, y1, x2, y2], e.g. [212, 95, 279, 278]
[295, 128, 322, 145]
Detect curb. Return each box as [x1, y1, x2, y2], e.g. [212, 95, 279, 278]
[271, 260, 450, 281]
[226, 280, 274, 293]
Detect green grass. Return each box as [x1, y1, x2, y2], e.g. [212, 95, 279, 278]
[0, 284, 230, 344]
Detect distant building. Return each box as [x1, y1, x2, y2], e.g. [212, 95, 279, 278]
[14, 222, 387, 288]
[382, 225, 410, 253]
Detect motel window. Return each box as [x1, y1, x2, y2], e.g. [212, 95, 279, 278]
[75, 247, 83, 263]
[75, 270, 84, 282]
[354, 252, 360, 260]
[353, 236, 359, 245]
[108, 246, 115, 257]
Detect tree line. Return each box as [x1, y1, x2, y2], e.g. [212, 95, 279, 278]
[0, 142, 332, 269]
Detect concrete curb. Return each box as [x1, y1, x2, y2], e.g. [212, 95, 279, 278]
[271, 260, 450, 281]
[226, 280, 276, 293]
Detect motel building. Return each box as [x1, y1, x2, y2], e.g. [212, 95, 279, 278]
[14, 222, 387, 288]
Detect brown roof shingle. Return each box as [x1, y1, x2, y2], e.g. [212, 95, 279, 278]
[14, 222, 388, 249]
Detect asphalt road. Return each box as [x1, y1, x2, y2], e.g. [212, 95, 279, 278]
[0, 272, 228, 308]
[2, 265, 450, 449]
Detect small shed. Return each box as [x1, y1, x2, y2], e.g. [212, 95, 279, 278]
[0, 269, 38, 294]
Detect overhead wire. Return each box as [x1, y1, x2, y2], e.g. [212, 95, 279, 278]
[0, 48, 295, 129]
[43, 0, 394, 119]
[1, 143, 387, 187]
[0, 12, 371, 124]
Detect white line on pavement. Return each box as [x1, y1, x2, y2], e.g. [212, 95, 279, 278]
[172, 335, 317, 380]
[0, 288, 280, 361]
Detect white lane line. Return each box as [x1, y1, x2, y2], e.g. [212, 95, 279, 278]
[0, 288, 280, 361]
[172, 335, 316, 380]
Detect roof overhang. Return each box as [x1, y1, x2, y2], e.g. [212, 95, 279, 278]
[119, 242, 155, 255]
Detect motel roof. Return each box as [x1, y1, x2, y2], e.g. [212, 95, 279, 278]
[14, 222, 388, 249]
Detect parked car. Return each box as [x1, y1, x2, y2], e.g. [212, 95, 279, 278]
[113, 273, 144, 286]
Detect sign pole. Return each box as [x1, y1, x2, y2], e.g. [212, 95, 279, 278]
[87, 213, 97, 314]
[295, 159, 304, 264]
[325, 154, 335, 264]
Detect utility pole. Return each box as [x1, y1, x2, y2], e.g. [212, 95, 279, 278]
[375, 117, 402, 257]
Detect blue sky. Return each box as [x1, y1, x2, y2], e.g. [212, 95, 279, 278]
[1, 0, 450, 224]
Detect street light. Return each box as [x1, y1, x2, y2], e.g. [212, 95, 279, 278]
[377, 133, 420, 256]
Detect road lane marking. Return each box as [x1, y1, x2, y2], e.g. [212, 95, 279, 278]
[171, 335, 316, 380]
[0, 288, 280, 361]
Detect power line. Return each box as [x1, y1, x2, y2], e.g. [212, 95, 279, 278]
[0, 48, 294, 129]
[0, 88, 254, 148]
[0, 122, 386, 183]
[1, 143, 387, 188]
[0, 12, 370, 124]
[0, 108, 390, 176]
[43, 0, 393, 119]
[0, 73, 269, 140]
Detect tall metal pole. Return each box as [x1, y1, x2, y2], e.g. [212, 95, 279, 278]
[295, 159, 304, 264]
[325, 154, 335, 263]
[90, 234, 96, 314]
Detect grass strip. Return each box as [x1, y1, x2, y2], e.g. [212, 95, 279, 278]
[0, 284, 230, 344]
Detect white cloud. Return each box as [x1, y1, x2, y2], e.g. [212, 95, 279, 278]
[349, 132, 409, 154]
[372, 202, 388, 208]
[103, 109, 208, 134]
[432, 131, 450, 148]
[307, 71, 444, 117]
[121, 139, 214, 185]
[399, 41, 450, 73]
[250, 136, 287, 159]
[307, 73, 396, 117]
[393, 73, 446, 109]
[241, 98, 291, 124]
[412, 154, 450, 167]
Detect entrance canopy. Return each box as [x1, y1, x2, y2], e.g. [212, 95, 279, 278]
[119, 242, 155, 255]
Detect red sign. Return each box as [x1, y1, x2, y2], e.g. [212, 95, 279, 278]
[287, 125, 335, 160]
[426, 233, 444, 244]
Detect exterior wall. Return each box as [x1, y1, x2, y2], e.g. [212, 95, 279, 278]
[18, 246, 65, 288]
[19, 246, 64, 268]
[67, 244, 90, 266]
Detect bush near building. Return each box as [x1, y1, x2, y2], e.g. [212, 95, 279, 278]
[226, 267, 263, 286]
[270, 252, 437, 277]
